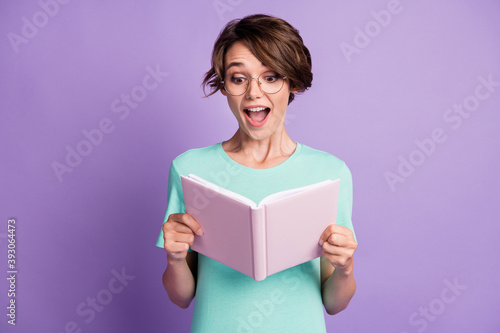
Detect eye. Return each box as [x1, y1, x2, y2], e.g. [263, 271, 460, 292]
[263, 73, 279, 83]
[230, 76, 247, 85]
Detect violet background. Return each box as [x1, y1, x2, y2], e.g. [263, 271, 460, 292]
[1, 1, 499, 332]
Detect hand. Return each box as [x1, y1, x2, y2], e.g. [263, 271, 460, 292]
[163, 213, 203, 263]
[319, 224, 357, 274]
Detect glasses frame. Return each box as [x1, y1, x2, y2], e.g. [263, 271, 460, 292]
[221, 71, 288, 96]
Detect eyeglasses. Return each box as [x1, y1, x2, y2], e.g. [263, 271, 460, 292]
[222, 71, 287, 96]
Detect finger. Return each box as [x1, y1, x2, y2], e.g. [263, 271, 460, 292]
[327, 224, 353, 237]
[165, 240, 191, 254]
[322, 246, 354, 266]
[322, 238, 357, 260]
[319, 224, 356, 246]
[169, 232, 195, 246]
[328, 234, 358, 252]
[163, 223, 197, 249]
[327, 232, 346, 246]
[322, 242, 348, 256]
[322, 252, 352, 269]
[162, 222, 193, 247]
[318, 224, 336, 246]
[165, 221, 193, 235]
[169, 213, 203, 236]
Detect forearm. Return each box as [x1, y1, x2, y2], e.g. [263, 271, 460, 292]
[321, 265, 356, 315]
[162, 259, 196, 308]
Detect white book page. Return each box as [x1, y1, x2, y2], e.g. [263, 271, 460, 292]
[258, 179, 333, 206]
[187, 174, 257, 208]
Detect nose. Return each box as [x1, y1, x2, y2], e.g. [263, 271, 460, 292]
[246, 78, 263, 99]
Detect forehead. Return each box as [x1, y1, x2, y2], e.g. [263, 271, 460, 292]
[224, 41, 267, 72]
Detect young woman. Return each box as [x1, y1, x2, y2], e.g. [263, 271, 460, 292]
[156, 14, 358, 332]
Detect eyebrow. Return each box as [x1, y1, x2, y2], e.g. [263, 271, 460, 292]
[225, 62, 267, 72]
[225, 62, 244, 72]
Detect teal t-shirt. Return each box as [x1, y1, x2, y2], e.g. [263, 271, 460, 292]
[156, 142, 356, 332]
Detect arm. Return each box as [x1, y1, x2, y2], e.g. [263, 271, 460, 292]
[162, 251, 198, 308]
[319, 224, 357, 315]
[162, 213, 203, 309]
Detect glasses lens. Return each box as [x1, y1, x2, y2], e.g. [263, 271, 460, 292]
[259, 71, 284, 94]
[223, 71, 285, 96]
[224, 74, 248, 96]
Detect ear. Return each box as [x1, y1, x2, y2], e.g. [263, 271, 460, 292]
[287, 81, 299, 94]
[220, 87, 227, 96]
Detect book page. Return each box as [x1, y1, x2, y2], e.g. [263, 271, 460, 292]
[258, 179, 334, 206]
[264, 179, 340, 277]
[187, 174, 257, 208]
[182, 175, 257, 278]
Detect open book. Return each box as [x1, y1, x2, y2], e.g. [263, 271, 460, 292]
[181, 174, 340, 281]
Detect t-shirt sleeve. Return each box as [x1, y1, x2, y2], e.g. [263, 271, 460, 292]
[337, 162, 357, 244]
[155, 160, 187, 248]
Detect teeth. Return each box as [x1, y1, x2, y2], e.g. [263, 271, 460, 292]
[246, 107, 267, 112]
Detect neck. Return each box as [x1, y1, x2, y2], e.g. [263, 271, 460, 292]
[223, 126, 296, 167]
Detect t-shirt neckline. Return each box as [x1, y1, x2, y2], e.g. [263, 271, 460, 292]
[216, 141, 302, 174]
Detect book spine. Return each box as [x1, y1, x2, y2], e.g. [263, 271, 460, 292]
[251, 206, 267, 281]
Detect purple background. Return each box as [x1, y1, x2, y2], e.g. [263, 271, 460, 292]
[1, 1, 499, 332]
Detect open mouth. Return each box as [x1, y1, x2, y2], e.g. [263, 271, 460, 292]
[243, 107, 271, 127]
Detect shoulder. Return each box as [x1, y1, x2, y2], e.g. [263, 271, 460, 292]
[298, 143, 347, 169]
[171, 143, 221, 170]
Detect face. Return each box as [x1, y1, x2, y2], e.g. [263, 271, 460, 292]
[221, 41, 293, 141]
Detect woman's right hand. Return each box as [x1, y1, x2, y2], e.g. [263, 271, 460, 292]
[162, 213, 203, 263]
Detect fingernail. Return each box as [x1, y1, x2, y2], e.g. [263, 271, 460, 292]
[196, 229, 203, 236]
[319, 239, 324, 246]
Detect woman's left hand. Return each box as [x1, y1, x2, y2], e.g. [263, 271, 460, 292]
[319, 224, 357, 274]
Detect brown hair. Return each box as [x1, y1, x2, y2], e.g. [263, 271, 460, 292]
[202, 14, 313, 104]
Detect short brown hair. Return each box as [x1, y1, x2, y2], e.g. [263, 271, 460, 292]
[202, 14, 313, 104]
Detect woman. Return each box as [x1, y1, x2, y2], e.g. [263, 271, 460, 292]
[156, 14, 358, 332]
